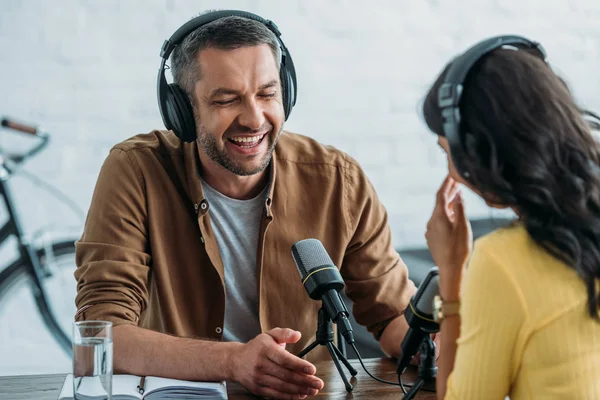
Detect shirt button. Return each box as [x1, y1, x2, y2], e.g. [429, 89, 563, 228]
[215, 327, 222, 334]
[200, 202, 208, 210]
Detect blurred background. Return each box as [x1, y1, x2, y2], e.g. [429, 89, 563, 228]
[0, 0, 598, 375]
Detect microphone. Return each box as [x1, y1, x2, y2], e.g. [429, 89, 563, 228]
[291, 239, 355, 344]
[396, 267, 440, 375]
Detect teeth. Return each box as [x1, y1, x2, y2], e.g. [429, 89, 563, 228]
[230, 135, 262, 143]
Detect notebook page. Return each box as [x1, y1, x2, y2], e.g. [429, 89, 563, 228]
[143, 376, 227, 399]
[57, 374, 141, 400]
[57, 374, 74, 400]
[112, 375, 145, 399]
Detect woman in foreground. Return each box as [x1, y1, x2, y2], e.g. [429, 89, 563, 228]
[422, 35, 600, 399]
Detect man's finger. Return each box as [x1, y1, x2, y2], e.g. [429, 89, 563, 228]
[262, 359, 324, 389]
[266, 328, 301, 344]
[262, 363, 323, 393]
[266, 345, 317, 375]
[254, 384, 309, 400]
[256, 373, 319, 397]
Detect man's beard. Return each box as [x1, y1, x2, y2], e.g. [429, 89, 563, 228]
[196, 122, 282, 176]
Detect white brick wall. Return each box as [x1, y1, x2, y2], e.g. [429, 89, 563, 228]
[1, 0, 599, 249]
[0, 0, 599, 374]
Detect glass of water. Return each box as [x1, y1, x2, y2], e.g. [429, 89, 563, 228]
[72, 321, 113, 400]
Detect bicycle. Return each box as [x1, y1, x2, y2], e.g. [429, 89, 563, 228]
[0, 117, 83, 358]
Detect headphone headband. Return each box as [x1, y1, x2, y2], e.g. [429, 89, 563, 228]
[156, 10, 297, 142]
[437, 35, 548, 179]
[159, 10, 283, 60]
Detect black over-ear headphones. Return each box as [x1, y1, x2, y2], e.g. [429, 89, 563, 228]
[157, 10, 297, 143]
[437, 35, 548, 179]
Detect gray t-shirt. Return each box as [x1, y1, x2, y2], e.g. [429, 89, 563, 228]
[200, 179, 266, 343]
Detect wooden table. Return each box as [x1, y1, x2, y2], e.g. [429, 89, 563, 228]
[0, 358, 436, 399]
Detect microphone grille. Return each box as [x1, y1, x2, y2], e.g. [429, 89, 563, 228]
[291, 239, 335, 278]
[415, 272, 439, 315]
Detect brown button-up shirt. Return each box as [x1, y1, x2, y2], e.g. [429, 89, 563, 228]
[74, 130, 416, 362]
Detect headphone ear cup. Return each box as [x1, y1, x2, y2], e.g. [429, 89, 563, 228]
[280, 68, 293, 120]
[165, 84, 197, 142]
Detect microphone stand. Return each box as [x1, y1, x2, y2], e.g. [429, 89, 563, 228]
[402, 336, 437, 400]
[297, 306, 358, 392]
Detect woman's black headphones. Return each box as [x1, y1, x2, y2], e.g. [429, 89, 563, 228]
[437, 35, 548, 179]
[156, 10, 298, 143]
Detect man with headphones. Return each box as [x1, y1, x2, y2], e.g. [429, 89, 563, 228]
[74, 10, 416, 399]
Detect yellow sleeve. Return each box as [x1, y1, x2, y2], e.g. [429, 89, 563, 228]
[445, 240, 528, 400]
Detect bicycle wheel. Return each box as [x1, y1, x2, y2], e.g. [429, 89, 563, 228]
[0, 240, 77, 358]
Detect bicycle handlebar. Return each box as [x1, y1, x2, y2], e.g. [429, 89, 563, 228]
[0, 117, 50, 171]
[1, 118, 39, 136]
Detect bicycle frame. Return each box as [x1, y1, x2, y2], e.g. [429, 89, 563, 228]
[0, 146, 72, 356]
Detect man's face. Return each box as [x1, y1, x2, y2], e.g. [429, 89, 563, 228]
[192, 44, 284, 176]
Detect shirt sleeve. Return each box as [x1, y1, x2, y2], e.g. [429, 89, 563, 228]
[340, 155, 417, 340]
[74, 147, 151, 327]
[445, 239, 528, 400]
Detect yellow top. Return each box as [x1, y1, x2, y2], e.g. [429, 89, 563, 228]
[445, 223, 600, 399]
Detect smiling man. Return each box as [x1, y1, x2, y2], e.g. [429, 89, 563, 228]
[74, 11, 416, 400]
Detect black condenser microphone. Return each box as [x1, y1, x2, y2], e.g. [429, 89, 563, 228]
[291, 239, 355, 344]
[396, 267, 440, 375]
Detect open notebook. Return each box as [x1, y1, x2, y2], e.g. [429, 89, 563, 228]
[57, 374, 227, 400]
